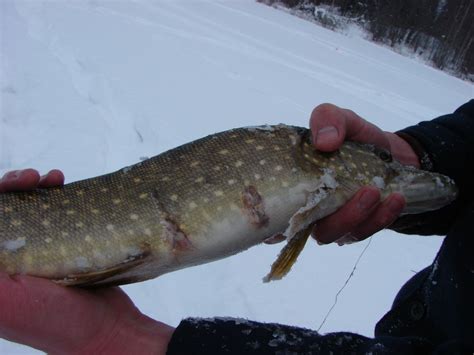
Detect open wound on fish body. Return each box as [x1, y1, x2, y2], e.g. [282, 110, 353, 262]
[241, 185, 269, 229]
[263, 170, 356, 282]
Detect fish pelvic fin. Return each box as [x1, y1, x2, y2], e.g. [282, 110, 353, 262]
[53, 243, 151, 287]
[263, 224, 313, 282]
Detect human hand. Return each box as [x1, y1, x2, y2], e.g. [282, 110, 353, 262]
[0, 168, 64, 192]
[309, 103, 420, 245]
[0, 169, 174, 354]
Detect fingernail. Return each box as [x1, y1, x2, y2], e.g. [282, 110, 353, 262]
[335, 233, 352, 246]
[313, 235, 327, 245]
[337, 236, 358, 246]
[315, 126, 338, 145]
[3, 171, 20, 181]
[358, 190, 379, 210]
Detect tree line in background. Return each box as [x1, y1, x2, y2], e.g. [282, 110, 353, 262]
[260, 0, 473, 80]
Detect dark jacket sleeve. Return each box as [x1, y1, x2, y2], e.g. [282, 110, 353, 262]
[390, 99, 474, 235]
[166, 317, 432, 354]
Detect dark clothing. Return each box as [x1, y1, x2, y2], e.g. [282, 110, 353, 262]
[392, 99, 474, 236]
[376, 100, 474, 352]
[167, 100, 474, 354]
[167, 318, 433, 354]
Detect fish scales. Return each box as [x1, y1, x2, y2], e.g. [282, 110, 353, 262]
[0, 125, 457, 286]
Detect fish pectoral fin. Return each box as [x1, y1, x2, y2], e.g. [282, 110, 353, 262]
[263, 224, 313, 282]
[262, 179, 361, 283]
[53, 244, 151, 287]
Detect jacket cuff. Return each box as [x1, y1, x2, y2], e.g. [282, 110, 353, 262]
[395, 132, 433, 171]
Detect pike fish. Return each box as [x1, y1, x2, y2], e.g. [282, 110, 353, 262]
[0, 125, 457, 287]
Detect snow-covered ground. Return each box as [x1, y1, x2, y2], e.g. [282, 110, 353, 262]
[1, 0, 472, 353]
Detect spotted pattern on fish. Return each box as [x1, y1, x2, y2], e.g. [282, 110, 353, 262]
[0, 125, 457, 286]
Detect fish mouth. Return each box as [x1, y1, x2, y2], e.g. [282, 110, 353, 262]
[388, 169, 458, 215]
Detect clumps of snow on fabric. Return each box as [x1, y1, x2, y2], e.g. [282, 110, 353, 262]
[176, 317, 388, 353]
[268, 328, 288, 347]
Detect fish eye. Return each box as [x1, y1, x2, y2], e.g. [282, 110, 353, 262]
[377, 149, 393, 162]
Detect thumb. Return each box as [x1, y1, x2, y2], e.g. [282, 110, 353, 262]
[309, 103, 346, 151]
[310, 103, 391, 152]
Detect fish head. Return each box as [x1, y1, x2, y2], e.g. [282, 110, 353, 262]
[296, 136, 458, 216]
[383, 159, 458, 214]
[355, 144, 459, 214]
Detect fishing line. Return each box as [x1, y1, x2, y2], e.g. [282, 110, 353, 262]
[317, 235, 374, 332]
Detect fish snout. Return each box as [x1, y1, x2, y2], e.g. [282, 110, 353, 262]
[389, 170, 458, 215]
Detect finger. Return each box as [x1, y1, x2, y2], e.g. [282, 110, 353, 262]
[38, 169, 65, 188]
[309, 103, 347, 151]
[386, 132, 421, 168]
[309, 103, 391, 152]
[346, 193, 405, 242]
[312, 186, 381, 244]
[0, 169, 41, 193]
[341, 109, 391, 150]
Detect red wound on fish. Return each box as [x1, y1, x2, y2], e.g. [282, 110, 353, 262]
[241, 185, 269, 228]
[161, 218, 194, 252]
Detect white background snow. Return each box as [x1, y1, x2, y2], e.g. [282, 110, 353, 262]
[1, 0, 472, 353]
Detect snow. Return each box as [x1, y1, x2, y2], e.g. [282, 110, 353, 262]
[371, 176, 385, 189]
[1, 0, 472, 353]
[74, 256, 90, 270]
[1, 237, 26, 252]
